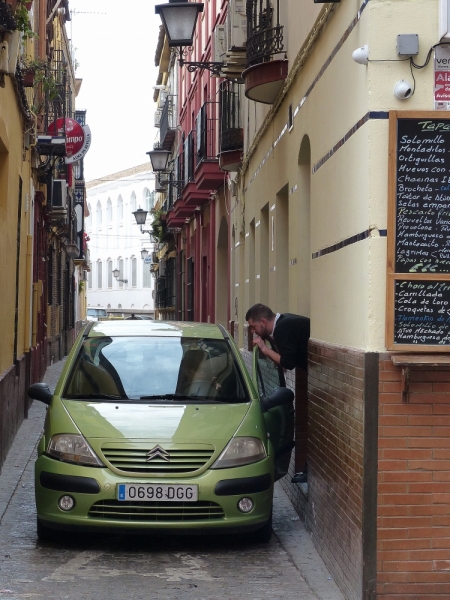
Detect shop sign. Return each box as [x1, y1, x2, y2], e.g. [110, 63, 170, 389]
[47, 117, 92, 164]
[435, 45, 450, 109]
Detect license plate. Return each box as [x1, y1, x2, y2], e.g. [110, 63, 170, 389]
[117, 483, 198, 502]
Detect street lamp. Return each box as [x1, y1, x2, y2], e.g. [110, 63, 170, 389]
[133, 207, 148, 226]
[155, 0, 223, 75]
[64, 242, 79, 259]
[112, 268, 128, 284]
[147, 148, 171, 173]
[141, 248, 149, 260]
[155, 0, 204, 47]
[133, 207, 156, 242]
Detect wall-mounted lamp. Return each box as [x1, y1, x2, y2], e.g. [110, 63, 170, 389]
[64, 242, 80, 259]
[112, 268, 128, 284]
[155, 0, 223, 75]
[141, 248, 149, 260]
[133, 207, 157, 242]
[147, 148, 171, 172]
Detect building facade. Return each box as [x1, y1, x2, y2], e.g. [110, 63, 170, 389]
[86, 164, 155, 314]
[152, 0, 450, 597]
[0, 0, 88, 470]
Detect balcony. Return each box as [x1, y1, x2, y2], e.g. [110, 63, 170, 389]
[160, 96, 176, 150]
[218, 81, 243, 172]
[242, 0, 287, 105]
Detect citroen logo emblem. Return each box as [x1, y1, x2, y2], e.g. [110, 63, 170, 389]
[146, 445, 170, 462]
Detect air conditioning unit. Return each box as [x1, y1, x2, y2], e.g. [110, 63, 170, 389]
[52, 180, 67, 208]
[227, 0, 247, 50]
[213, 24, 227, 63]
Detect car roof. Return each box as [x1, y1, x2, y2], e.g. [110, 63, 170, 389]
[87, 320, 225, 339]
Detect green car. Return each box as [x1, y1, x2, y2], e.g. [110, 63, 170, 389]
[29, 321, 294, 543]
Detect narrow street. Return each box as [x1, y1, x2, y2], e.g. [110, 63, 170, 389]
[0, 361, 344, 600]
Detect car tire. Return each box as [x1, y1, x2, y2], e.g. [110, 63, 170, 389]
[36, 517, 58, 542]
[252, 512, 272, 544]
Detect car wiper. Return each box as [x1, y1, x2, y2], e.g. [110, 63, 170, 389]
[65, 394, 129, 400]
[139, 394, 195, 400]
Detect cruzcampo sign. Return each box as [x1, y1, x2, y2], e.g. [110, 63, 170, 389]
[47, 117, 91, 164]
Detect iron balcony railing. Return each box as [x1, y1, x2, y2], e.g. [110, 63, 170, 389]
[219, 81, 243, 153]
[160, 96, 176, 149]
[246, 0, 284, 67]
[196, 101, 218, 161]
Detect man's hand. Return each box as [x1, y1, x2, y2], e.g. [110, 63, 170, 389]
[252, 335, 268, 354]
[252, 336, 281, 366]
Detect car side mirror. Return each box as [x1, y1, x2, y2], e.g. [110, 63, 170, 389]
[28, 382, 52, 405]
[261, 387, 294, 412]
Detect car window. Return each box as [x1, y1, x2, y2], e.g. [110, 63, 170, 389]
[64, 337, 250, 403]
[256, 355, 286, 397]
[87, 309, 107, 317]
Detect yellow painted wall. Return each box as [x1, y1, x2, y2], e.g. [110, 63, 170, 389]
[0, 74, 32, 373]
[235, 0, 439, 352]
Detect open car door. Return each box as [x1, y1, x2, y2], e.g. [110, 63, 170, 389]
[252, 347, 295, 481]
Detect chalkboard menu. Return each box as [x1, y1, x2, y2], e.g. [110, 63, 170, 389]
[387, 111, 450, 351]
[394, 279, 450, 345]
[395, 117, 450, 273]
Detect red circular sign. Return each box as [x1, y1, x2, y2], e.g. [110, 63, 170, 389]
[47, 118, 85, 158]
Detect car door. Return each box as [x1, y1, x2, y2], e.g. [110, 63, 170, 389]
[252, 347, 294, 481]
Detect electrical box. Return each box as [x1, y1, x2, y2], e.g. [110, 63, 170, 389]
[397, 34, 419, 57]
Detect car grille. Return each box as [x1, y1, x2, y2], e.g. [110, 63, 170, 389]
[101, 446, 215, 474]
[88, 500, 224, 521]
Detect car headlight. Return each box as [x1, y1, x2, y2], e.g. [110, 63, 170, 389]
[211, 437, 266, 469]
[47, 434, 104, 467]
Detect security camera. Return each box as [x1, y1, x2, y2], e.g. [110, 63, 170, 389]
[394, 80, 413, 100]
[352, 45, 369, 65]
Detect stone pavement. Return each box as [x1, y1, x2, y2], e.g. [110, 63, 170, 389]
[0, 361, 344, 600]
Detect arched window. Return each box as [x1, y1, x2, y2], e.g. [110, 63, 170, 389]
[131, 256, 137, 287]
[107, 198, 112, 225]
[143, 188, 153, 212]
[117, 195, 124, 221]
[97, 260, 102, 289]
[86, 204, 92, 231]
[118, 258, 124, 289]
[96, 201, 102, 226]
[107, 259, 112, 288]
[130, 192, 137, 214]
[143, 262, 151, 288]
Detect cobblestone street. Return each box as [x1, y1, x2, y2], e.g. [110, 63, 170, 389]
[0, 360, 344, 600]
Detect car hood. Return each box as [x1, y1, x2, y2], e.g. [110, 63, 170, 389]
[62, 400, 251, 443]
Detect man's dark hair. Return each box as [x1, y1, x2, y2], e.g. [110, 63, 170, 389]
[245, 303, 275, 322]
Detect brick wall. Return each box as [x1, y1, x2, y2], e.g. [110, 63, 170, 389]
[377, 356, 450, 599]
[307, 339, 366, 600]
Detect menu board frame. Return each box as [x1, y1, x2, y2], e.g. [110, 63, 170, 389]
[387, 111, 450, 351]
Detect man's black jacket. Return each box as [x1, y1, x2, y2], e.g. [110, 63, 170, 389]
[272, 313, 310, 371]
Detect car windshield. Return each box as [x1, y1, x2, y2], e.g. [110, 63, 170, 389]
[63, 336, 250, 403]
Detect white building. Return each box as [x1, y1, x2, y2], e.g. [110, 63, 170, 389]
[85, 164, 155, 314]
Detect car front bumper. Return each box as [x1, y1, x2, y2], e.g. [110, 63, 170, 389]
[35, 455, 273, 534]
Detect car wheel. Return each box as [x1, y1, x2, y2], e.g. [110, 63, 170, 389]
[252, 512, 272, 544]
[36, 517, 58, 542]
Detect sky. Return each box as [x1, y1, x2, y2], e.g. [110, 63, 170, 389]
[68, 0, 161, 182]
